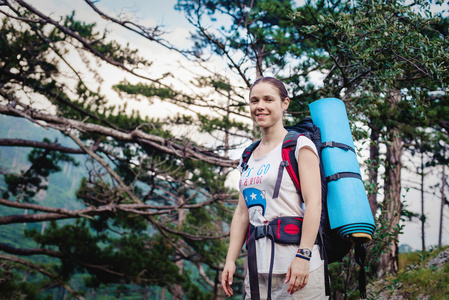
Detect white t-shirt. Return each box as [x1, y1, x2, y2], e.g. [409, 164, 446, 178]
[239, 135, 324, 274]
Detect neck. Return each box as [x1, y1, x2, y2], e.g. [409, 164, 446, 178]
[260, 123, 287, 146]
[253, 123, 287, 158]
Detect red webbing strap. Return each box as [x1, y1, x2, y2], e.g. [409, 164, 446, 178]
[281, 132, 302, 194]
[277, 218, 281, 240]
[282, 145, 300, 191]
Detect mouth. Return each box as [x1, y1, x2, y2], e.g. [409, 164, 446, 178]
[256, 113, 268, 118]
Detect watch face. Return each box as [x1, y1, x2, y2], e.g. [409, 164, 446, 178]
[300, 249, 312, 257]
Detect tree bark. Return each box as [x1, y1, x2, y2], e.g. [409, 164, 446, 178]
[379, 90, 403, 276]
[368, 124, 380, 216]
[439, 164, 446, 247]
[420, 153, 426, 252]
[171, 196, 186, 300]
[0, 139, 85, 153]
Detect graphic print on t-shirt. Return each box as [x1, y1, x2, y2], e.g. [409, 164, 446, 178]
[242, 187, 267, 224]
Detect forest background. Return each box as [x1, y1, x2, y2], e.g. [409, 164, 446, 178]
[0, 0, 448, 299]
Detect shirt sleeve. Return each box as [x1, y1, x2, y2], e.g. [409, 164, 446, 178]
[294, 135, 319, 159]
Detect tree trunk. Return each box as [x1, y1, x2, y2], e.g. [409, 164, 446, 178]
[368, 124, 380, 216]
[225, 90, 231, 158]
[420, 153, 426, 252]
[379, 90, 403, 276]
[439, 164, 446, 248]
[142, 285, 148, 300]
[255, 46, 264, 79]
[171, 199, 187, 300]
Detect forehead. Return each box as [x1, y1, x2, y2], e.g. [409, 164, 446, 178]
[249, 82, 280, 98]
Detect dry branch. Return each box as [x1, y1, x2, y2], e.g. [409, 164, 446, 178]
[84, 0, 193, 58]
[0, 138, 85, 153]
[0, 103, 238, 167]
[0, 196, 231, 225]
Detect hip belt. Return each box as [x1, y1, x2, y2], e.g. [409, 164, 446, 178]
[247, 216, 314, 300]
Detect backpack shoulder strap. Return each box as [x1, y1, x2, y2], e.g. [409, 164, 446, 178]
[282, 130, 302, 193]
[240, 140, 261, 172]
[272, 131, 302, 199]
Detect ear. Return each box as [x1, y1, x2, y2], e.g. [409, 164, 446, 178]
[283, 97, 290, 112]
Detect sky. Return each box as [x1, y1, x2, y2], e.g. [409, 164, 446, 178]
[18, 0, 449, 250]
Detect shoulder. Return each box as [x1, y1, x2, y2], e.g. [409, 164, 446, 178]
[295, 135, 318, 158]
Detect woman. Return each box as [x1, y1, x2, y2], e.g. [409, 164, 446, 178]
[221, 77, 325, 299]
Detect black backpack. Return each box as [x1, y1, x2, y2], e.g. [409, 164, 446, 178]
[241, 117, 368, 298]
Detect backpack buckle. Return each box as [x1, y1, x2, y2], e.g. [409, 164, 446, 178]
[255, 224, 269, 239]
[324, 141, 334, 148]
[327, 173, 340, 182]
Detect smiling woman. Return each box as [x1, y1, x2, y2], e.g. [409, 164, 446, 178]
[221, 77, 325, 300]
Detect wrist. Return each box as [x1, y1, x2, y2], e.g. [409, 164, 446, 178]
[295, 253, 311, 261]
[296, 248, 312, 261]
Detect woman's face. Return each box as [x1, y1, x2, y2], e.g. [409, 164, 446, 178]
[249, 82, 289, 129]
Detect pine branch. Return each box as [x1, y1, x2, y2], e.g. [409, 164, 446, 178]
[12, 0, 162, 85]
[83, 0, 196, 58]
[0, 253, 85, 300]
[0, 103, 238, 167]
[0, 243, 129, 279]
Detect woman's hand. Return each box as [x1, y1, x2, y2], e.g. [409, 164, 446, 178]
[221, 192, 249, 297]
[221, 260, 236, 297]
[285, 257, 310, 295]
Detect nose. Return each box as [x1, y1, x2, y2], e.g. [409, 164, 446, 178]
[255, 101, 265, 110]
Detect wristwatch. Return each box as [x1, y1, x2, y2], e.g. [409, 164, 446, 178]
[297, 248, 312, 258]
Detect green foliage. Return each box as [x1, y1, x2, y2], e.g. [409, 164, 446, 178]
[398, 265, 449, 299]
[177, 0, 328, 84]
[0, 0, 236, 298]
[114, 82, 180, 101]
[289, 0, 449, 116]
[0, 6, 152, 132]
[370, 247, 449, 299]
[3, 142, 79, 202]
[24, 220, 187, 290]
[176, 0, 449, 298]
[114, 76, 252, 142]
[61, 12, 149, 67]
[0, 263, 51, 300]
[0, 113, 232, 297]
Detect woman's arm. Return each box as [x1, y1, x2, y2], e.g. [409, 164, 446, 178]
[221, 192, 249, 297]
[286, 147, 322, 295]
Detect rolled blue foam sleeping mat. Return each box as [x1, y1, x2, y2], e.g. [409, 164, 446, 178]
[309, 98, 375, 240]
